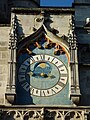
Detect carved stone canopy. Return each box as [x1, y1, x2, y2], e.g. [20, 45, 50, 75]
[17, 25, 70, 59]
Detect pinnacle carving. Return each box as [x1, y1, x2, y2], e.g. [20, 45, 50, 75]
[68, 16, 78, 50]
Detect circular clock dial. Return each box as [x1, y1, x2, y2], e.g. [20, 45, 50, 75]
[18, 54, 68, 97]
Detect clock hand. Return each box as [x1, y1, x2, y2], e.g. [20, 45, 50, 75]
[27, 71, 36, 77]
[48, 73, 56, 79]
[40, 73, 48, 78]
[27, 71, 55, 79]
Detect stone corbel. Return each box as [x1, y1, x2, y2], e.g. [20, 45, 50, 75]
[5, 92, 16, 104]
[70, 89, 81, 105]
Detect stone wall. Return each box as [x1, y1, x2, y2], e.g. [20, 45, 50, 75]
[0, 27, 10, 104]
[15, 13, 71, 38]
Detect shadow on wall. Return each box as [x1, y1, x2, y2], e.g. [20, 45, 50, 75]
[16, 50, 35, 105]
[14, 15, 34, 105]
[16, 84, 34, 105]
[15, 15, 25, 42]
[44, 13, 59, 35]
[78, 45, 90, 106]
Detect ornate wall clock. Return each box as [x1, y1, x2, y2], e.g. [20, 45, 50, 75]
[18, 54, 68, 97]
[17, 33, 72, 105]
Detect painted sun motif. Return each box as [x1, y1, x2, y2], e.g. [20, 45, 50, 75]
[27, 62, 56, 78]
[39, 62, 46, 68]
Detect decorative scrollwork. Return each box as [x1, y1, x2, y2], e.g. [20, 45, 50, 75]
[45, 110, 56, 119]
[3, 111, 22, 120]
[56, 111, 63, 119]
[64, 111, 83, 120]
[0, 107, 88, 120]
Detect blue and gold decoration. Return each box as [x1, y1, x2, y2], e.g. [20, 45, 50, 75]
[17, 36, 72, 105]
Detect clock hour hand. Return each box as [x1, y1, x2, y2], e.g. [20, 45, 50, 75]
[27, 71, 36, 77]
[27, 71, 55, 79]
[27, 71, 48, 78]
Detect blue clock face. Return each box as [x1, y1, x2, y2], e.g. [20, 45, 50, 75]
[16, 36, 72, 105]
[18, 54, 68, 97]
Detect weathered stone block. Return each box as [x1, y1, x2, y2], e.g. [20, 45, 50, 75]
[0, 27, 10, 42]
[0, 41, 8, 46]
[0, 97, 4, 104]
[0, 75, 4, 81]
[0, 82, 2, 87]
[0, 65, 8, 75]
[0, 47, 8, 51]
[2, 52, 8, 59]
[0, 60, 8, 64]
[0, 52, 1, 59]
